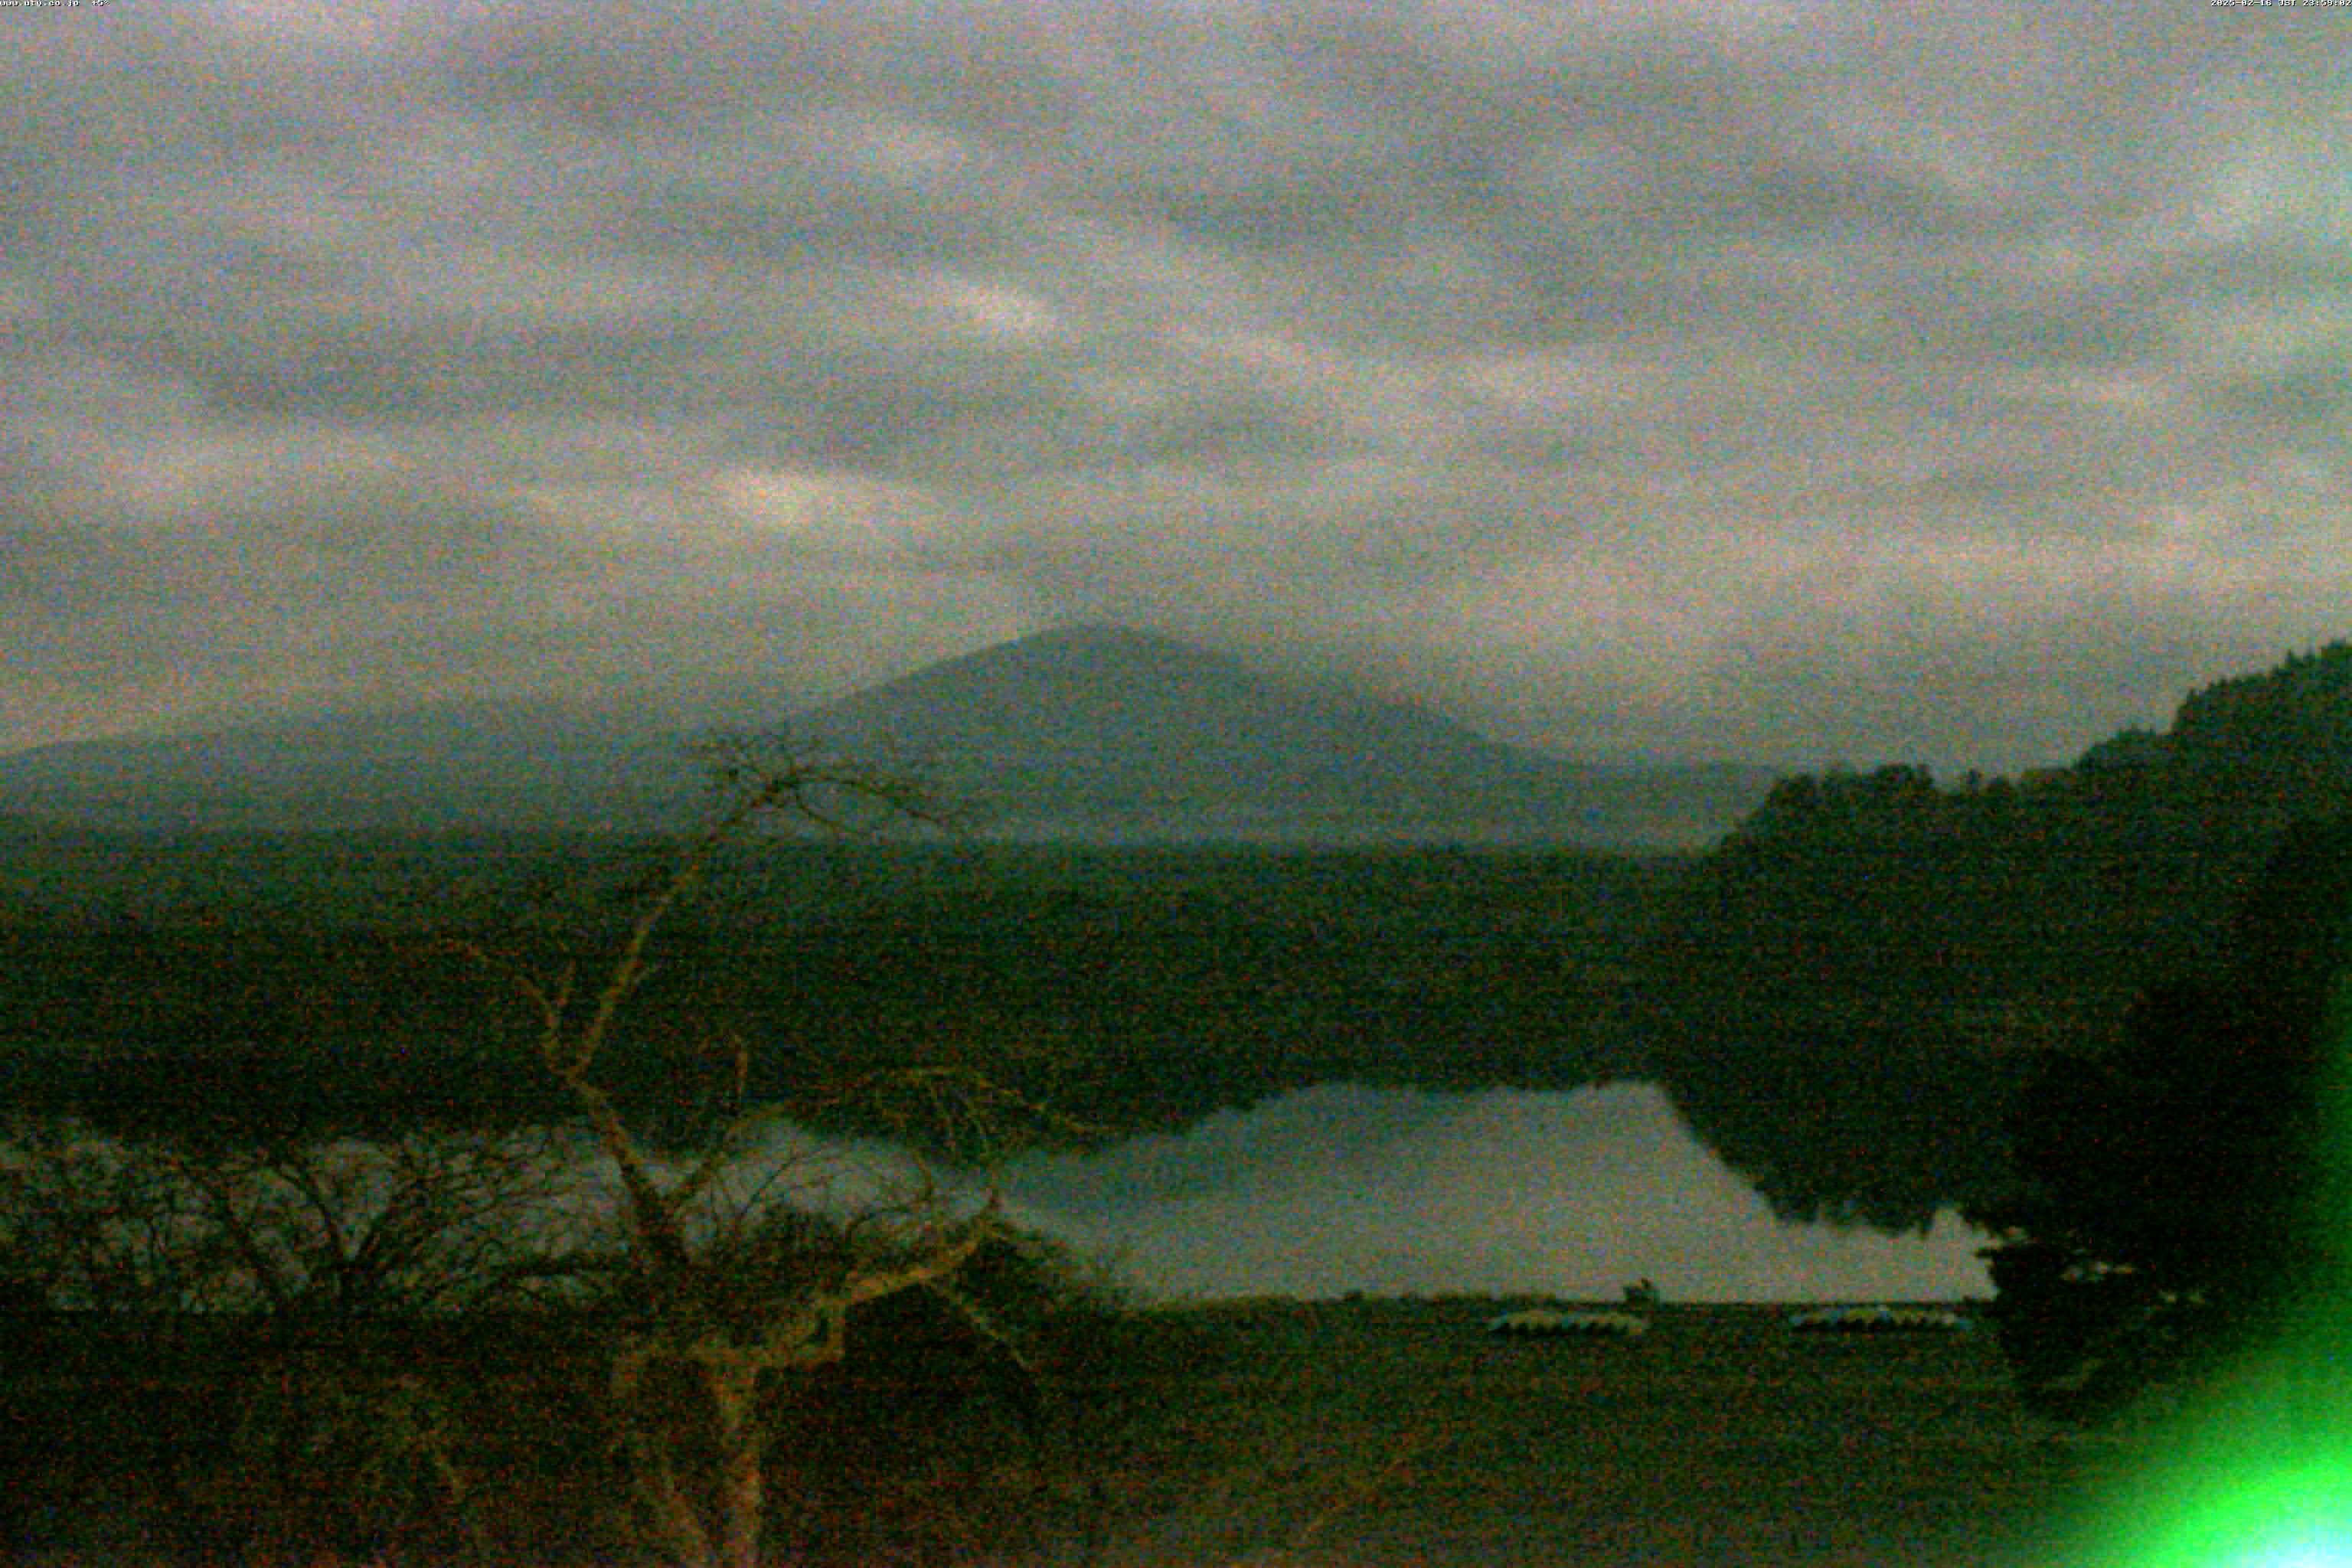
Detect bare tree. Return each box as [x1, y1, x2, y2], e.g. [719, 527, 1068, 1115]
[464, 739, 1039, 1568]
[0, 741, 1078, 1567]
[0, 1120, 560, 1562]
[0, 1118, 244, 1314]
[158, 1130, 562, 1318]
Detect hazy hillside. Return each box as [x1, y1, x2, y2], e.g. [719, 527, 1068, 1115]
[0, 628, 1773, 848]
[797, 625, 1774, 848]
[1643, 640, 2352, 1230]
[0, 698, 700, 833]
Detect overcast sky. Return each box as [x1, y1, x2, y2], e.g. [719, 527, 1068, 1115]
[3, 0, 2346, 773]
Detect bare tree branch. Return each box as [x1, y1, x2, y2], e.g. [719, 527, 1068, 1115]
[443, 738, 1028, 1568]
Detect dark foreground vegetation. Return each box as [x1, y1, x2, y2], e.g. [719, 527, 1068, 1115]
[4, 1292, 2108, 1568]
[0, 1240, 1191, 1566]
[978, 1295, 2089, 1568]
[1971, 812, 2352, 1423]
[9, 642, 2352, 1560]
[2, 752, 1183, 1568]
[1642, 641, 2352, 1229]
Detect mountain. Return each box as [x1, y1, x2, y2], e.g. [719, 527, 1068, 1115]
[0, 697, 701, 832]
[0, 627, 1775, 845]
[792, 625, 1772, 847]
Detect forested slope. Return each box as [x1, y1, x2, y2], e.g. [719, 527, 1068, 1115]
[1642, 642, 2352, 1230]
[0, 829, 1673, 1145]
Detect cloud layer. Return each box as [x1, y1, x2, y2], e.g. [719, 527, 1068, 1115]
[6, 1, 2347, 769]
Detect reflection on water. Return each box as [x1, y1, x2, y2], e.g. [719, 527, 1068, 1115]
[4, 1083, 1992, 1309]
[992, 1081, 1993, 1304]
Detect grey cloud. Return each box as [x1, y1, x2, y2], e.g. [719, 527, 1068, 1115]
[2, 0, 2347, 769]
[1889, 269, 2180, 370]
[6, 480, 554, 645]
[1683, 560, 2352, 773]
[215, 474, 563, 591]
[2215, 359, 2352, 424]
[2, 518, 136, 623]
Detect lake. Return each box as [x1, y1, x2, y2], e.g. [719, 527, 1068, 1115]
[987, 1080, 1993, 1304]
[2, 1080, 1993, 1310]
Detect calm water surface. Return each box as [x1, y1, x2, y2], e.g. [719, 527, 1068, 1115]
[991, 1081, 1992, 1303]
[7, 1082, 1990, 1308]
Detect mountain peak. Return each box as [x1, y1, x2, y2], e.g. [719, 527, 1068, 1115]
[1022, 622, 1202, 654]
[0, 627, 1775, 845]
[793, 627, 1769, 845]
[897, 623, 1253, 688]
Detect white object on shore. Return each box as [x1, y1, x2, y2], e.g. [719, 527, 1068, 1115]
[1485, 1307, 1650, 1339]
[1785, 1305, 1971, 1334]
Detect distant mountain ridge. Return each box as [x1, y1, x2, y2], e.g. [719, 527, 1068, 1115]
[0, 627, 1773, 847]
[795, 625, 1771, 845]
[0, 697, 694, 833]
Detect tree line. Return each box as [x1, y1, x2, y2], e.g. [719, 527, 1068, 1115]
[0, 830, 1674, 1147]
[1638, 641, 2352, 1230]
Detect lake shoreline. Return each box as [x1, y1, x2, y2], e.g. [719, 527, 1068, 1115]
[974, 1293, 2115, 1568]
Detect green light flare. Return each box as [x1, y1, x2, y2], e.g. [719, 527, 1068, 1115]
[2082, 1452, 2352, 1568]
[2067, 980, 2352, 1567]
[2252, 1539, 2352, 1568]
